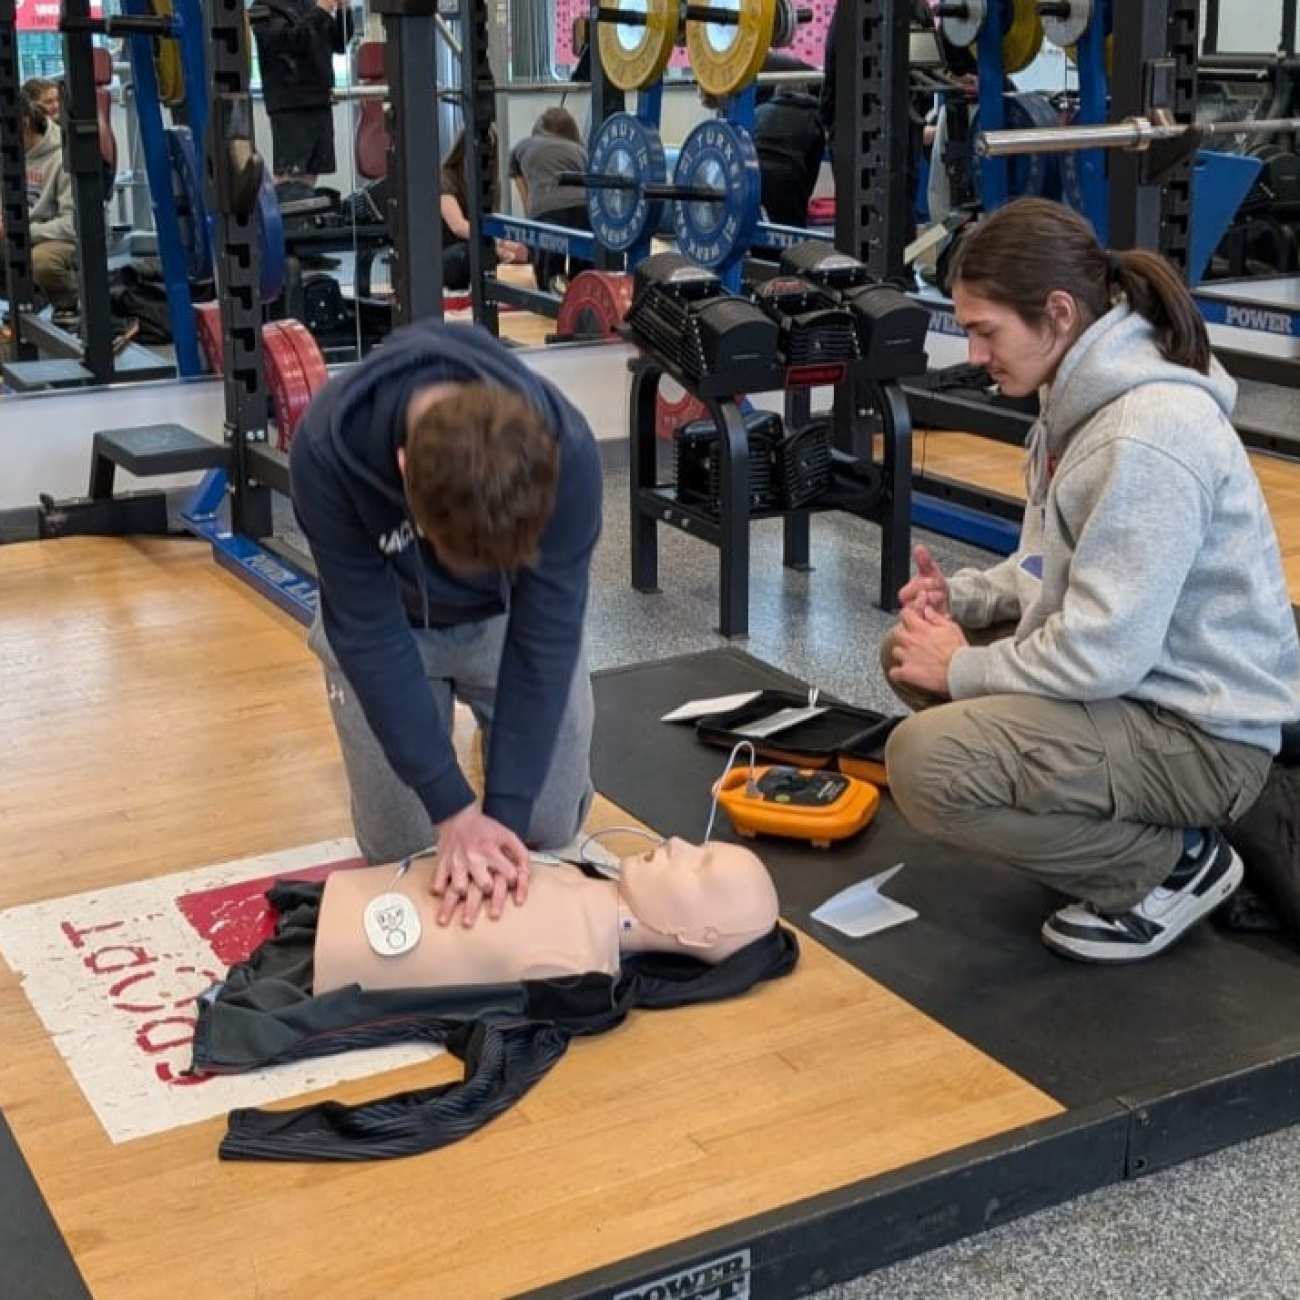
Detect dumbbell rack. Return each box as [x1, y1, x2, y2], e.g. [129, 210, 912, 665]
[626, 345, 913, 639]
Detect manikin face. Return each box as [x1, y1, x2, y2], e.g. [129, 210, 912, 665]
[619, 837, 779, 955]
[951, 282, 1076, 397]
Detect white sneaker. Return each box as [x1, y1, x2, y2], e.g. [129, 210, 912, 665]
[1040, 828, 1243, 964]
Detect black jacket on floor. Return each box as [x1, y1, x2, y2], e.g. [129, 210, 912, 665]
[189, 879, 800, 1162]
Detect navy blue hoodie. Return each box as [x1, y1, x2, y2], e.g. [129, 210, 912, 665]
[289, 319, 603, 836]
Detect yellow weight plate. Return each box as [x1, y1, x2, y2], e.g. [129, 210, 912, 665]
[1001, 0, 1044, 75]
[597, 0, 679, 92]
[686, 0, 777, 99]
[1066, 33, 1115, 77]
[150, 0, 186, 105]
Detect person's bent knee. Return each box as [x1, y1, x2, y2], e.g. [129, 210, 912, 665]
[885, 710, 967, 837]
[525, 782, 593, 851]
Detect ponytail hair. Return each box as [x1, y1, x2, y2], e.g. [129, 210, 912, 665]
[1109, 246, 1210, 373]
[948, 197, 1211, 374]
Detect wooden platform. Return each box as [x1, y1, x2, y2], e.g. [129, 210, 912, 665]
[0, 538, 1065, 1300]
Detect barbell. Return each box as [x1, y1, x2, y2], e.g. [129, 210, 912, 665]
[596, 0, 811, 97]
[569, 112, 763, 271]
[977, 113, 1300, 158]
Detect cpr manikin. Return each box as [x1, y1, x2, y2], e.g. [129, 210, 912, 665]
[313, 838, 780, 994]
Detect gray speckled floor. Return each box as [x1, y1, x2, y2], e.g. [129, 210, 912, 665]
[589, 455, 1300, 1300]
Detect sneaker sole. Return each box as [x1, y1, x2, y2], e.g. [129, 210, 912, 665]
[1041, 849, 1244, 965]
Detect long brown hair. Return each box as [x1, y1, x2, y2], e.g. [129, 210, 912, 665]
[948, 197, 1211, 373]
[439, 125, 501, 216]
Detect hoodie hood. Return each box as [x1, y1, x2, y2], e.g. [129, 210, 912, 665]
[322, 316, 586, 480]
[1026, 305, 1236, 502]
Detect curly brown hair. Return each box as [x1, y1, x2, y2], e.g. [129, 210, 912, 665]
[402, 382, 559, 571]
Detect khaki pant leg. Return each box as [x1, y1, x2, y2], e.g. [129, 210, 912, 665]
[885, 693, 1271, 911]
[32, 240, 79, 312]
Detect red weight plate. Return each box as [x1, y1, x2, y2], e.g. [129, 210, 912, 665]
[263, 322, 313, 452]
[556, 271, 634, 340]
[654, 378, 710, 442]
[276, 318, 330, 398]
[194, 302, 223, 374]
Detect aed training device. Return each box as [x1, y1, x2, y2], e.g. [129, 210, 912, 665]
[716, 765, 881, 848]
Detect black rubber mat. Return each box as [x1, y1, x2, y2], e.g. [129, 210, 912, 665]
[592, 649, 1300, 1109]
[0, 1108, 89, 1300]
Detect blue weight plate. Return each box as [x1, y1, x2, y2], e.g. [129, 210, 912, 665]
[255, 172, 285, 303]
[165, 126, 212, 282]
[586, 113, 667, 253]
[671, 119, 762, 271]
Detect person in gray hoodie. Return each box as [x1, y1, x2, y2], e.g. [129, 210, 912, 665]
[2, 91, 79, 324]
[881, 197, 1300, 964]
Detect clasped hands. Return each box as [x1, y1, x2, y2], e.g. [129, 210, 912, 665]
[888, 543, 968, 697]
[430, 803, 531, 929]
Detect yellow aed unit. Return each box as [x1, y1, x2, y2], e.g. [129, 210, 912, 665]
[716, 764, 881, 848]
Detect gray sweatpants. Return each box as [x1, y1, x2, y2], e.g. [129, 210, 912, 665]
[879, 625, 1272, 911]
[309, 611, 594, 864]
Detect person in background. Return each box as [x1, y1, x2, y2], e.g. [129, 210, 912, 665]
[250, 0, 353, 188]
[1, 90, 79, 329]
[881, 197, 1300, 965]
[440, 126, 527, 291]
[507, 106, 591, 296]
[22, 77, 61, 122]
[750, 76, 825, 227]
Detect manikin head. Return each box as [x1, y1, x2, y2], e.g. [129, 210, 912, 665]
[618, 837, 779, 962]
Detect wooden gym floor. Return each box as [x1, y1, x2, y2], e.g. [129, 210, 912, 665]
[1, 429, 1298, 1299]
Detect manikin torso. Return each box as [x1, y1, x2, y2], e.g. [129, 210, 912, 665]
[314, 859, 620, 994]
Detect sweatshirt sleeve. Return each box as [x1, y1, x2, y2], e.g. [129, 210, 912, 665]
[290, 429, 476, 827]
[948, 429, 1210, 702]
[29, 159, 76, 244]
[479, 423, 604, 838]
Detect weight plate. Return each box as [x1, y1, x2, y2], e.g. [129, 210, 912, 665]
[772, 0, 799, 49]
[255, 172, 286, 303]
[1041, 0, 1092, 49]
[1001, 0, 1044, 75]
[276, 318, 330, 398]
[150, 0, 186, 105]
[165, 127, 211, 282]
[194, 302, 223, 374]
[556, 271, 634, 338]
[687, 0, 778, 98]
[941, 0, 985, 50]
[586, 113, 667, 253]
[263, 322, 314, 452]
[597, 0, 679, 92]
[671, 119, 762, 271]
[655, 379, 710, 442]
[1066, 32, 1114, 76]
